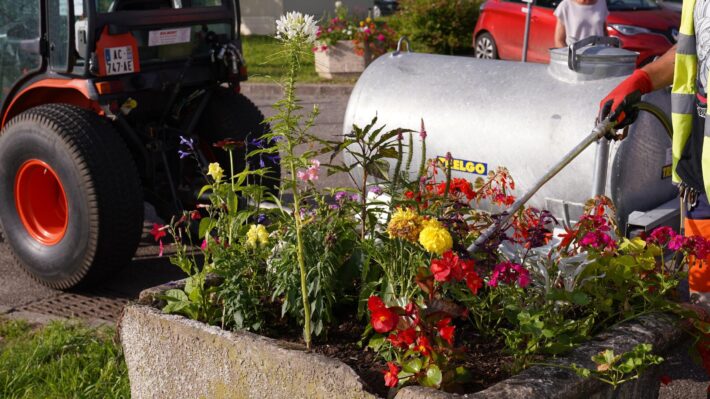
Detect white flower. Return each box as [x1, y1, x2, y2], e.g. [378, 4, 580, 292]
[275, 12, 318, 44]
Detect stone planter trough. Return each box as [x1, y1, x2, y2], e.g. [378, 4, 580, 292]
[314, 40, 372, 79]
[120, 279, 684, 399]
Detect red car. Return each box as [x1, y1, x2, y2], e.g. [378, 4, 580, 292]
[473, 0, 680, 65]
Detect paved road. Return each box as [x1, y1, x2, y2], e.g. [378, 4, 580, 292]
[0, 86, 706, 397]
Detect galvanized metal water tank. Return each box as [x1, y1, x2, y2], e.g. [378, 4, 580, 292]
[343, 40, 676, 230]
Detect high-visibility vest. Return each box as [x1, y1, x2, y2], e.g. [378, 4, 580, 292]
[672, 0, 707, 193]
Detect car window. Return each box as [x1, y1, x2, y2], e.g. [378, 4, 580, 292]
[536, 0, 561, 8]
[95, 0, 223, 13]
[606, 0, 659, 11]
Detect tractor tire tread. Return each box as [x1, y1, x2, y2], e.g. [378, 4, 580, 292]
[0, 104, 143, 289]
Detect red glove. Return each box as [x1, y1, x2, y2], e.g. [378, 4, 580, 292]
[599, 69, 654, 128]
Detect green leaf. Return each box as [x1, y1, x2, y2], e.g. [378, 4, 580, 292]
[162, 300, 190, 315]
[163, 289, 188, 302]
[197, 184, 212, 199]
[368, 335, 386, 352]
[618, 237, 646, 253]
[422, 364, 443, 388]
[571, 363, 592, 378]
[198, 217, 215, 239]
[571, 291, 590, 306]
[403, 358, 423, 374]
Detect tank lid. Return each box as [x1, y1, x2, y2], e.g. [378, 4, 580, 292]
[548, 36, 638, 83]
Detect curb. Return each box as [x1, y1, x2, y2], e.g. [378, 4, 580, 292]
[241, 82, 354, 98]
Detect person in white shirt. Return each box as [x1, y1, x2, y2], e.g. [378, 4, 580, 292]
[553, 0, 609, 48]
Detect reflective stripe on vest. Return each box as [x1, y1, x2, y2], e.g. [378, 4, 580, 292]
[672, 0, 699, 186]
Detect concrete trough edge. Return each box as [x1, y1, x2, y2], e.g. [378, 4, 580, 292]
[396, 313, 683, 399]
[123, 279, 684, 399]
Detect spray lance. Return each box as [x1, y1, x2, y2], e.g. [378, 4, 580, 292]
[466, 97, 673, 256]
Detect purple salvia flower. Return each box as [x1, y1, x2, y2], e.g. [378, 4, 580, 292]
[180, 136, 195, 150]
[178, 150, 191, 159]
[369, 186, 383, 195]
[249, 138, 265, 149]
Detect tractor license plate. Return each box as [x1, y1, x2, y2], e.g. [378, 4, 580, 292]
[103, 46, 135, 76]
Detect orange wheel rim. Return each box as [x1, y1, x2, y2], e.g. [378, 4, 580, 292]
[14, 160, 68, 245]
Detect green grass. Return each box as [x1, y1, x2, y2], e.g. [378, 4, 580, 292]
[242, 35, 357, 84]
[0, 319, 129, 399]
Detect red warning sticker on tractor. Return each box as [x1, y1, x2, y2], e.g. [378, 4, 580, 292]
[148, 27, 191, 47]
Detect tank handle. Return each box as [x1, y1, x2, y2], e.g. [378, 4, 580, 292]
[393, 36, 412, 56]
[567, 36, 621, 71]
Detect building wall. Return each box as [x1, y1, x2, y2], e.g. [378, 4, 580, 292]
[240, 0, 284, 35]
[240, 0, 373, 36]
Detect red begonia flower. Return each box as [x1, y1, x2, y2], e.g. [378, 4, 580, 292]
[415, 336, 433, 356]
[371, 308, 398, 333]
[466, 271, 484, 295]
[439, 325, 455, 345]
[460, 258, 475, 275]
[430, 257, 452, 282]
[383, 362, 399, 387]
[368, 296, 386, 312]
[388, 327, 417, 349]
[659, 375, 672, 386]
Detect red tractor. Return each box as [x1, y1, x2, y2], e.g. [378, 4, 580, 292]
[0, 0, 278, 289]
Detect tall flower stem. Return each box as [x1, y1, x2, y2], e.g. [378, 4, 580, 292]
[360, 169, 369, 240]
[282, 41, 312, 349]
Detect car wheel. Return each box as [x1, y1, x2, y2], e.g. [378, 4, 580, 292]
[0, 104, 144, 289]
[475, 32, 498, 60]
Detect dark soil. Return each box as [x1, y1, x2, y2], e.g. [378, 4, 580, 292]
[260, 307, 512, 398]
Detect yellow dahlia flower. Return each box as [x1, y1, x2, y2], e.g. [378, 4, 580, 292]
[246, 224, 269, 248]
[418, 218, 453, 255]
[387, 208, 423, 242]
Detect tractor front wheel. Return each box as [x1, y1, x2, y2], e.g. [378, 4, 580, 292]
[0, 104, 144, 289]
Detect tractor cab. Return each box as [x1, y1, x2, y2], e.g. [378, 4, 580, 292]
[0, 0, 278, 289]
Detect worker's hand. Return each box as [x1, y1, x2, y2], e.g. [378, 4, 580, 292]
[599, 69, 654, 129]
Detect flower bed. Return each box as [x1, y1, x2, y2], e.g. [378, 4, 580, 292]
[128, 11, 708, 398]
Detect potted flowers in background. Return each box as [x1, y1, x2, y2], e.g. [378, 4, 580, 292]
[314, 2, 397, 79]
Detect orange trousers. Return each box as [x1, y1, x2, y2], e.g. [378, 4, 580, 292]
[687, 218, 710, 295]
[686, 218, 710, 379]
